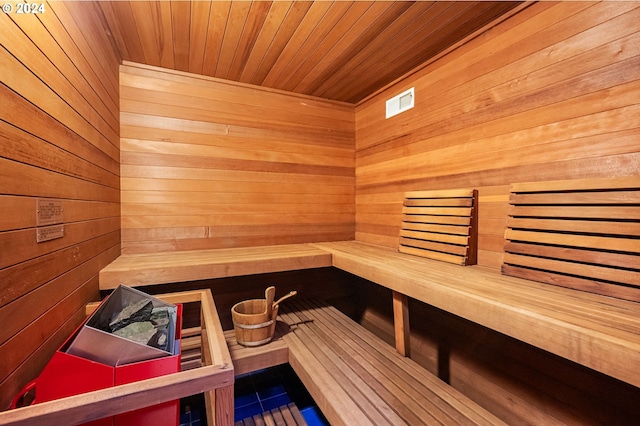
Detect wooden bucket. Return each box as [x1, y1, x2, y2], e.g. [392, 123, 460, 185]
[231, 299, 278, 347]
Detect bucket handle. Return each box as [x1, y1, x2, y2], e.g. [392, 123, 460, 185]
[11, 380, 36, 409]
[272, 291, 297, 310]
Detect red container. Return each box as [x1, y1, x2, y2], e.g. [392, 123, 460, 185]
[12, 298, 182, 426]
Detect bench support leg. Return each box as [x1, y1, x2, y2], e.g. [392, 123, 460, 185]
[393, 291, 411, 357]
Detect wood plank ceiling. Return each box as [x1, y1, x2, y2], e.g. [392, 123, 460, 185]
[98, 1, 522, 103]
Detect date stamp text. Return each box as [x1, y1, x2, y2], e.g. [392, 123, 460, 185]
[3, 3, 46, 14]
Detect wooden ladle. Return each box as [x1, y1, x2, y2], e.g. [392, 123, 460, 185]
[272, 290, 297, 310]
[264, 286, 276, 316]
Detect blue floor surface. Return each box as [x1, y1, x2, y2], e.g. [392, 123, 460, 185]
[178, 364, 328, 425]
[234, 364, 329, 425]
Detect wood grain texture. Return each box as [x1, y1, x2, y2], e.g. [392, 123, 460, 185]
[224, 328, 288, 377]
[120, 62, 355, 254]
[280, 298, 507, 426]
[354, 1, 640, 270]
[99, 1, 521, 103]
[354, 280, 640, 426]
[399, 188, 478, 265]
[503, 177, 640, 300]
[312, 241, 640, 390]
[0, 1, 120, 409]
[99, 244, 332, 289]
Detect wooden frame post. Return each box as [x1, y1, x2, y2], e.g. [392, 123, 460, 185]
[393, 291, 410, 357]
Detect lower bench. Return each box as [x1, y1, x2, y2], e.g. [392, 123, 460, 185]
[228, 299, 505, 426]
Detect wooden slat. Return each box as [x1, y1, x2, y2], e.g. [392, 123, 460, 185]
[399, 189, 477, 265]
[401, 214, 471, 226]
[504, 253, 640, 287]
[399, 237, 469, 258]
[401, 222, 471, 235]
[510, 190, 640, 205]
[504, 241, 638, 270]
[506, 217, 640, 237]
[402, 206, 473, 216]
[400, 230, 469, 246]
[399, 238, 468, 256]
[501, 265, 640, 303]
[504, 177, 640, 300]
[505, 229, 640, 254]
[510, 175, 640, 193]
[404, 198, 474, 207]
[404, 188, 476, 199]
[398, 246, 466, 265]
[508, 206, 640, 220]
[287, 403, 307, 426]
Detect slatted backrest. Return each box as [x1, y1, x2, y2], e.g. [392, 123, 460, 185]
[503, 176, 640, 301]
[399, 189, 478, 265]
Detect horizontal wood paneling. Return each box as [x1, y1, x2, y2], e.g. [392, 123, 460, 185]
[120, 63, 355, 253]
[0, 1, 120, 409]
[355, 1, 640, 270]
[353, 1, 640, 423]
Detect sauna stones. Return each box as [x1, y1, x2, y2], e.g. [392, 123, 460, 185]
[109, 299, 153, 332]
[107, 299, 171, 351]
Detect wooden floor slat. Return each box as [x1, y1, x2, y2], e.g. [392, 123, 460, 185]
[278, 299, 506, 426]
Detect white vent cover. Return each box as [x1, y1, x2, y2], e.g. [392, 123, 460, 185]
[386, 87, 414, 119]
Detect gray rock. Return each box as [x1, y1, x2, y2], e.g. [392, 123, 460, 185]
[109, 299, 153, 332]
[112, 321, 157, 345]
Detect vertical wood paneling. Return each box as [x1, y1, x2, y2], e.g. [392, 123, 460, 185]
[355, 1, 640, 270]
[0, 1, 120, 409]
[120, 62, 354, 254]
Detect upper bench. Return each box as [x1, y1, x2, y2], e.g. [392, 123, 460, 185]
[311, 240, 640, 389]
[99, 243, 332, 290]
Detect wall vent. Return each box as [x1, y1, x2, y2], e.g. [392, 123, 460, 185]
[386, 87, 414, 119]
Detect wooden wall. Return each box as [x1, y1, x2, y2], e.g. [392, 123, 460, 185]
[120, 63, 355, 254]
[353, 2, 640, 424]
[355, 1, 640, 270]
[0, 2, 120, 409]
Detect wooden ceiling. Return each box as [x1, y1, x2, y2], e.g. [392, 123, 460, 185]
[98, 1, 522, 104]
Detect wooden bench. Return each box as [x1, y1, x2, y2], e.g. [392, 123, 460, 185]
[99, 244, 332, 290]
[225, 325, 289, 377]
[98, 239, 640, 389]
[224, 299, 505, 426]
[282, 299, 504, 425]
[312, 240, 640, 388]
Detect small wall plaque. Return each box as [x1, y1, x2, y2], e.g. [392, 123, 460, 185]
[37, 198, 64, 226]
[37, 224, 64, 243]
